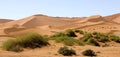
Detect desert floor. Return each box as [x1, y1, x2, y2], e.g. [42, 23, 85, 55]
[0, 37, 120, 57]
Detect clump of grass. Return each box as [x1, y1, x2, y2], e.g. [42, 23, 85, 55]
[58, 46, 76, 56]
[98, 36, 109, 43]
[82, 49, 96, 56]
[74, 40, 85, 46]
[53, 36, 75, 46]
[52, 32, 85, 46]
[74, 29, 85, 34]
[65, 29, 77, 37]
[86, 38, 100, 46]
[109, 34, 120, 43]
[52, 29, 120, 46]
[2, 39, 23, 52]
[16, 33, 49, 48]
[2, 33, 49, 52]
[52, 32, 83, 46]
[82, 33, 93, 42]
[63, 37, 75, 46]
[92, 32, 109, 42]
[51, 32, 67, 38]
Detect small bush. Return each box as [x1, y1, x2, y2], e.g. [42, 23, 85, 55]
[98, 36, 109, 42]
[109, 34, 120, 43]
[2, 33, 49, 52]
[16, 33, 49, 48]
[112, 38, 120, 43]
[42, 35, 50, 41]
[52, 32, 84, 46]
[93, 32, 109, 39]
[52, 31, 79, 46]
[58, 46, 76, 56]
[92, 32, 98, 35]
[51, 32, 66, 37]
[83, 33, 93, 42]
[75, 29, 84, 34]
[65, 29, 77, 37]
[53, 36, 76, 46]
[74, 29, 80, 33]
[86, 38, 100, 46]
[63, 37, 75, 46]
[2, 39, 22, 52]
[74, 40, 85, 46]
[82, 49, 96, 56]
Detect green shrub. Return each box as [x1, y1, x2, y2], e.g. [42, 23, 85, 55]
[93, 32, 103, 38]
[109, 34, 120, 43]
[74, 40, 85, 46]
[58, 46, 76, 56]
[53, 37, 64, 43]
[65, 29, 77, 37]
[93, 32, 109, 39]
[75, 29, 84, 34]
[111, 37, 120, 43]
[83, 33, 93, 42]
[63, 37, 75, 46]
[92, 32, 98, 35]
[98, 36, 109, 42]
[82, 49, 96, 56]
[52, 33, 84, 46]
[2, 39, 23, 52]
[92, 32, 110, 43]
[52, 30, 120, 46]
[2, 33, 49, 52]
[16, 33, 49, 48]
[52, 31, 78, 46]
[53, 36, 75, 46]
[86, 38, 100, 46]
[74, 29, 80, 33]
[51, 32, 66, 37]
[42, 35, 50, 41]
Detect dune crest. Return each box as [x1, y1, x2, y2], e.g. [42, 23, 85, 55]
[0, 13, 120, 36]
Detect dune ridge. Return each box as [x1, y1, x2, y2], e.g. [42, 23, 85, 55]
[0, 13, 119, 36]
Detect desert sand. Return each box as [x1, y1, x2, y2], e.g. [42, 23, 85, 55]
[0, 13, 120, 57]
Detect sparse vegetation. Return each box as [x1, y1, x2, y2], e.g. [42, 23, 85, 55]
[65, 29, 77, 37]
[52, 29, 120, 46]
[75, 29, 85, 34]
[109, 34, 120, 43]
[98, 36, 109, 42]
[86, 38, 100, 46]
[52, 30, 85, 46]
[74, 40, 85, 46]
[51, 32, 67, 38]
[93, 32, 109, 42]
[82, 33, 93, 42]
[2, 39, 23, 52]
[2, 33, 49, 52]
[82, 49, 96, 56]
[58, 46, 76, 56]
[52, 35, 83, 46]
[52, 32, 84, 46]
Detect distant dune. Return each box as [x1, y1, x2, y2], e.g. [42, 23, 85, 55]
[0, 13, 120, 36]
[0, 19, 13, 24]
[0, 13, 120, 57]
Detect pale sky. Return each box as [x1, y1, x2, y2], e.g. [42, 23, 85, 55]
[0, 0, 120, 20]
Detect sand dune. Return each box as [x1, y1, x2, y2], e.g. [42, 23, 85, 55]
[0, 13, 119, 36]
[0, 13, 120, 57]
[0, 19, 13, 24]
[104, 13, 120, 24]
